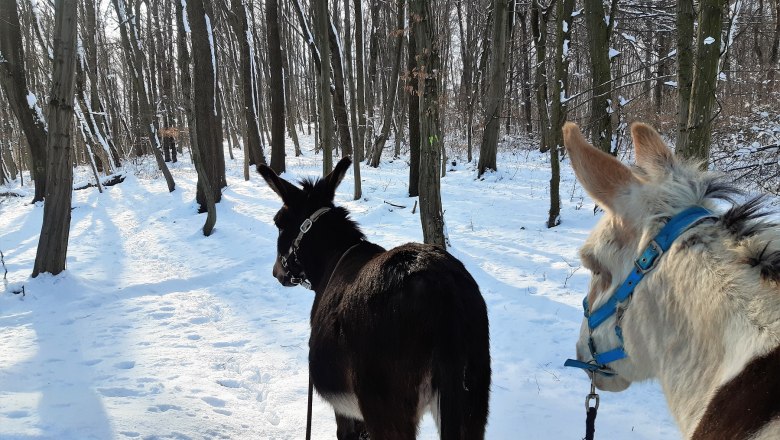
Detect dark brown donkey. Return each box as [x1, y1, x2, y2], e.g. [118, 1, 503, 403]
[258, 157, 491, 440]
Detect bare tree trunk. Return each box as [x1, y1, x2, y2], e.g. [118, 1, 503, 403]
[531, 0, 551, 153]
[33, 0, 78, 277]
[178, 0, 216, 235]
[187, 0, 225, 208]
[584, 0, 616, 153]
[267, 0, 286, 173]
[369, 0, 405, 167]
[411, 0, 446, 247]
[228, 0, 266, 169]
[354, 0, 367, 162]
[327, 17, 353, 158]
[478, 0, 514, 176]
[315, 0, 334, 175]
[547, 0, 575, 228]
[680, 0, 726, 162]
[344, 0, 362, 199]
[0, 0, 48, 202]
[408, 28, 420, 197]
[518, 10, 533, 133]
[676, 0, 695, 150]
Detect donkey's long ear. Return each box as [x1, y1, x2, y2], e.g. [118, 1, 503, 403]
[631, 122, 674, 178]
[564, 122, 637, 213]
[258, 164, 303, 205]
[323, 156, 352, 201]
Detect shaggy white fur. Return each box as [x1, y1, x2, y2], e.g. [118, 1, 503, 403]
[564, 122, 780, 439]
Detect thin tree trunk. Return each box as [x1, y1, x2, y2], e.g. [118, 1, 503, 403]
[531, 0, 551, 153]
[33, 0, 78, 277]
[369, 0, 405, 167]
[0, 0, 48, 202]
[478, 0, 514, 176]
[228, 0, 266, 169]
[408, 29, 420, 197]
[584, 0, 615, 153]
[547, 0, 575, 228]
[267, 0, 286, 173]
[411, 0, 445, 247]
[680, 0, 727, 162]
[315, 0, 334, 175]
[354, 0, 367, 162]
[187, 0, 225, 207]
[177, 0, 216, 235]
[676, 0, 695, 150]
[344, 0, 362, 199]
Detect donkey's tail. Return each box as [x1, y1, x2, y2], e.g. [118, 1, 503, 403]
[434, 329, 491, 440]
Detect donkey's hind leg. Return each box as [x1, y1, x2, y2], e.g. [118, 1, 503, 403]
[355, 373, 421, 440]
[335, 414, 368, 440]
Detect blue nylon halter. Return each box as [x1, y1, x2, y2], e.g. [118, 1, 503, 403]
[564, 206, 717, 376]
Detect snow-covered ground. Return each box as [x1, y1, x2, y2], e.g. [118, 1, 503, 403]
[0, 134, 680, 439]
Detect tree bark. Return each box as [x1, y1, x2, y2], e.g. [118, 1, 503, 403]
[267, 0, 286, 173]
[411, 0, 446, 247]
[354, 0, 367, 162]
[584, 0, 615, 154]
[33, 0, 78, 277]
[177, 0, 216, 235]
[531, 0, 551, 153]
[547, 0, 575, 228]
[327, 17, 353, 158]
[229, 0, 266, 169]
[675, 0, 695, 150]
[187, 0, 225, 208]
[680, 0, 726, 163]
[478, 0, 514, 176]
[315, 0, 334, 175]
[408, 27, 420, 197]
[0, 0, 48, 202]
[369, 0, 405, 168]
[344, 0, 362, 199]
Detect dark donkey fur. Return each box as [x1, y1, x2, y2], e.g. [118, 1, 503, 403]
[258, 157, 491, 440]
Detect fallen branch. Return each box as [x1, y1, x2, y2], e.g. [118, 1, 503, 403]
[384, 200, 407, 209]
[411, 200, 418, 214]
[74, 173, 126, 191]
[0, 192, 24, 198]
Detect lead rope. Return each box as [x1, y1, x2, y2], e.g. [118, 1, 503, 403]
[304, 241, 364, 440]
[306, 375, 313, 440]
[584, 379, 599, 440]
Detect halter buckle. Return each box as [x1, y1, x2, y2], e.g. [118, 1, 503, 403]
[300, 219, 313, 233]
[586, 393, 599, 411]
[635, 240, 662, 274]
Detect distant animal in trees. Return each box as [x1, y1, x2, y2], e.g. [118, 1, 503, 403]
[258, 157, 491, 440]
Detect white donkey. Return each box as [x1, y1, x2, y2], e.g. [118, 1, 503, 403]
[563, 122, 780, 440]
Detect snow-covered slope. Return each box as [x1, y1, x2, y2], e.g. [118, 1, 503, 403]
[0, 136, 679, 439]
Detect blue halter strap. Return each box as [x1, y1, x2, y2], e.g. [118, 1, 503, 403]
[565, 206, 717, 376]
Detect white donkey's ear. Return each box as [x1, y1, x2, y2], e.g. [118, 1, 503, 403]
[563, 122, 637, 214]
[631, 122, 674, 179]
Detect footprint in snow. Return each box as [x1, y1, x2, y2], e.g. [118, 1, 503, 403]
[147, 404, 182, 412]
[201, 396, 226, 407]
[114, 361, 136, 369]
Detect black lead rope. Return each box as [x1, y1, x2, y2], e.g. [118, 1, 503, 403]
[584, 380, 599, 440]
[303, 242, 364, 440]
[306, 375, 313, 440]
[585, 406, 597, 440]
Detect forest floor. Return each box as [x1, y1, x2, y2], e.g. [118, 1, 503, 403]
[0, 134, 680, 439]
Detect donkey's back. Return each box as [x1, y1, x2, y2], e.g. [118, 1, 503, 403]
[311, 242, 491, 440]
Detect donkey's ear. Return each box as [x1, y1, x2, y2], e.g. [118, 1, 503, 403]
[323, 156, 352, 201]
[564, 122, 637, 213]
[631, 122, 674, 178]
[258, 164, 303, 205]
